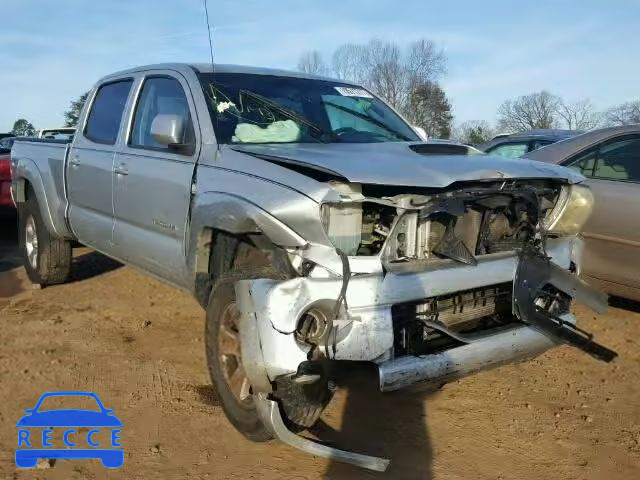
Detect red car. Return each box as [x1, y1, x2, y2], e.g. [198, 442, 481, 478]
[0, 137, 15, 210]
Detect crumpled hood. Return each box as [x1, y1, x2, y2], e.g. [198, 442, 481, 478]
[231, 142, 583, 188]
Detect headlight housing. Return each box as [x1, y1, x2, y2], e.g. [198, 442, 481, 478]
[543, 184, 594, 235]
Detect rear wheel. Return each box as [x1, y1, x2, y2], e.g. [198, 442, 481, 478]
[18, 192, 72, 286]
[205, 266, 333, 441]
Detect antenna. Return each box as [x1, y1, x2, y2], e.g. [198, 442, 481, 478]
[202, 0, 215, 72]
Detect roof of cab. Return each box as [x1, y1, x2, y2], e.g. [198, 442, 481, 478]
[101, 62, 359, 86]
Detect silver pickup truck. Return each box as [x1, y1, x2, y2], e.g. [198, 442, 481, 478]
[11, 63, 616, 470]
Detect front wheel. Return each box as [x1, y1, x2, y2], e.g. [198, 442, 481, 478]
[205, 272, 273, 441]
[205, 269, 333, 442]
[18, 193, 72, 286]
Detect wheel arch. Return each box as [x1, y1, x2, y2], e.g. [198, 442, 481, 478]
[13, 159, 70, 238]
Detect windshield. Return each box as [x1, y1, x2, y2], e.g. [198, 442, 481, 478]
[199, 73, 419, 144]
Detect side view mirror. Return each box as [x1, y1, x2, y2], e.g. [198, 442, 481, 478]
[150, 114, 185, 146]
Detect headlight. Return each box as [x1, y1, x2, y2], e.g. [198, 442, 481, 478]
[543, 184, 594, 235]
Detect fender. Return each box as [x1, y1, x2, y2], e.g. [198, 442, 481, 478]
[13, 157, 71, 239]
[186, 191, 308, 288]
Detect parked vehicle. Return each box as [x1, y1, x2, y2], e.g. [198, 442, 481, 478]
[0, 139, 15, 211]
[524, 124, 640, 302]
[479, 129, 581, 158]
[37, 127, 75, 140]
[0, 136, 16, 150]
[10, 63, 615, 471]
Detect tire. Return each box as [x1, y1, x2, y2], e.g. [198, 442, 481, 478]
[18, 192, 72, 286]
[205, 267, 332, 441]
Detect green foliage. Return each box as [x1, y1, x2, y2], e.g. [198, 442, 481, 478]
[407, 81, 453, 139]
[64, 91, 90, 128]
[11, 118, 36, 136]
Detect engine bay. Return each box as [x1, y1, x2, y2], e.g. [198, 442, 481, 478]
[323, 180, 562, 266]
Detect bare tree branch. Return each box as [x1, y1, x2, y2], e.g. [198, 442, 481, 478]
[497, 91, 560, 132]
[331, 43, 370, 85]
[555, 99, 601, 130]
[297, 50, 328, 76]
[604, 100, 640, 126]
[406, 39, 446, 86]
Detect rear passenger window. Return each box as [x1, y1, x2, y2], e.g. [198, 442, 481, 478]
[84, 80, 133, 145]
[593, 137, 640, 182]
[129, 77, 195, 154]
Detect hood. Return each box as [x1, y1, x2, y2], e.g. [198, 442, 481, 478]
[231, 142, 583, 188]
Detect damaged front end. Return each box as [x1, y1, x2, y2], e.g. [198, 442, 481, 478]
[236, 178, 616, 471]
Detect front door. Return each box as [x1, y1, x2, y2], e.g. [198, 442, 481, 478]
[113, 72, 199, 283]
[67, 79, 134, 254]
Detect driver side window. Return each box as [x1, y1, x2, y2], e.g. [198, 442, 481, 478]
[129, 76, 195, 154]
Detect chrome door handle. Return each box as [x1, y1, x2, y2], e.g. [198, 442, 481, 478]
[69, 156, 80, 167]
[113, 164, 128, 176]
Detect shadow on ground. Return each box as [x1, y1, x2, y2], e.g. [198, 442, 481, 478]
[0, 214, 20, 273]
[68, 250, 123, 283]
[318, 366, 434, 479]
[0, 214, 123, 282]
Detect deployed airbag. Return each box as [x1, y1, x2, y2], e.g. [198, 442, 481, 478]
[233, 120, 301, 143]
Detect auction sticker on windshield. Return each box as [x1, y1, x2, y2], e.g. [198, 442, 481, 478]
[334, 86, 373, 98]
[15, 391, 123, 468]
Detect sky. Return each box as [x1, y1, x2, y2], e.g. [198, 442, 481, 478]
[1, 0, 638, 132]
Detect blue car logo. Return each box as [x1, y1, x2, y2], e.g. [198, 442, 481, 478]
[15, 391, 123, 468]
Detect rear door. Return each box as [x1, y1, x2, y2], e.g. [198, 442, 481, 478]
[564, 134, 640, 291]
[113, 71, 199, 283]
[67, 79, 134, 253]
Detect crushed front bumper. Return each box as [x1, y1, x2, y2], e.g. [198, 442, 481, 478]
[236, 237, 616, 394]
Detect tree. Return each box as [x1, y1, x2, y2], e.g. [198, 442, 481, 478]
[330, 43, 370, 85]
[604, 100, 640, 126]
[64, 91, 90, 128]
[405, 38, 446, 87]
[556, 99, 601, 130]
[297, 37, 447, 117]
[497, 91, 560, 132]
[297, 51, 327, 76]
[11, 118, 36, 136]
[453, 120, 496, 145]
[405, 81, 453, 139]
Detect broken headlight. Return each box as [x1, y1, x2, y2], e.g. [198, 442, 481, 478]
[543, 184, 594, 235]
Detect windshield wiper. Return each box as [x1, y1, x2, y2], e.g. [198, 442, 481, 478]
[322, 101, 413, 141]
[239, 90, 334, 143]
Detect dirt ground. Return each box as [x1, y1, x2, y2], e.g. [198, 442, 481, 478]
[1, 216, 639, 480]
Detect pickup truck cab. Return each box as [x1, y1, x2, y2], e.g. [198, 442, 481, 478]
[11, 63, 615, 470]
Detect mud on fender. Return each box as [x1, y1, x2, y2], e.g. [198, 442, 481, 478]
[513, 248, 618, 363]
